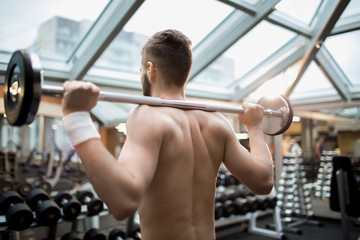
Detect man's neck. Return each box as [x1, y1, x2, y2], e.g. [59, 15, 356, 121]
[151, 87, 186, 101]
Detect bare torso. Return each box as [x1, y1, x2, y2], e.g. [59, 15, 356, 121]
[61, 80, 273, 240]
[137, 106, 230, 240]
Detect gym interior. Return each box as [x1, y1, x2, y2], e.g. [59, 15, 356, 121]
[0, 0, 360, 239]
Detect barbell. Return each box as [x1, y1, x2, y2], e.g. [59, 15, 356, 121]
[3, 50, 293, 135]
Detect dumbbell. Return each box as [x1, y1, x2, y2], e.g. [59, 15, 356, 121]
[222, 199, 235, 217]
[61, 232, 81, 240]
[0, 180, 15, 194]
[233, 197, 249, 215]
[26, 188, 61, 226]
[265, 195, 277, 209]
[17, 182, 33, 198]
[109, 228, 127, 240]
[17, 180, 52, 197]
[54, 192, 81, 221]
[224, 173, 240, 187]
[128, 224, 141, 240]
[278, 179, 295, 187]
[0, 190, 34, 231]
[214, 201, 224, 220]
[215, 194, 228, 204]
[244, 195, 259, 212]
[216, 174, 224, 187]
[37, 180, 52, 194]
[84, 228, 106, 240]
[277, 186, 295, 194]
[252, 195, 269, 211]
[76, 190, 104, 216]
[236, 188, 253, 199]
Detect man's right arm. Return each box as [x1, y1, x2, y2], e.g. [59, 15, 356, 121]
[222, 103, 274, 195]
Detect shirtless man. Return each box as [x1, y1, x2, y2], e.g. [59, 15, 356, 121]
[61, 29, 273, 240]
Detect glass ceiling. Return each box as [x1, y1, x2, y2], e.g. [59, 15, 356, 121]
[0, 0, 109, 61]
[275, 0, 322, 25]
[325, 30, 360, 86]
[1, 0, 360, 123]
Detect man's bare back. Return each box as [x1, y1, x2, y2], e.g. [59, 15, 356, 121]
[130, 105, 233, 240]
[62, 83, 273, 240]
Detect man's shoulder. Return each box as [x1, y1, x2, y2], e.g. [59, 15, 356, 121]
[127, 105, 176, 131]
[128, 105, 171, 119]
[125, 106, 173, 141]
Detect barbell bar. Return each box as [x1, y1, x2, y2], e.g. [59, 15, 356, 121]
[4, 50, 293, 135]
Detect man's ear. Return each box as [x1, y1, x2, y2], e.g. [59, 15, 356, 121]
[147, 61, 156, 83]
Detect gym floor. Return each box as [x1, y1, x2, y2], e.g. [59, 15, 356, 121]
[217, 215, 360, 240]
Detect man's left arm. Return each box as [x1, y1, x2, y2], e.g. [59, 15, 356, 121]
[74, 107, 161, 220]
[62, 81, 161, 220]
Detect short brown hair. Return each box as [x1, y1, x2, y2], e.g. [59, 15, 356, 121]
[141, 29, 192, 87]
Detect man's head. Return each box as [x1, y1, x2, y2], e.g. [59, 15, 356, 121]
[141, 29, 192, 96]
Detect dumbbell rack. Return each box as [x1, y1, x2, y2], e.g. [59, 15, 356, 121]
[275, 153, 321, 234]
[314, 151, 336, 200]
[247, 187, 284, 240]
[215, 169, 284, 239]
[0, 160, 134, 240]
[0, 187, 118, 240]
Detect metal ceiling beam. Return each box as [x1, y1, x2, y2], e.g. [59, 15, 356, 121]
[331, 14, 360, 35]
[189, 0, 280, 81]
[231, 36, 306, 101]
[315, 46, 351, 101]
[285, 0, 351, 97]
[218, 0, 257, 16]
[229, 36, 306, 88]
[69, 0, 144, 80]
[292, 99, 360, 112]
[266, 11, 312, 38]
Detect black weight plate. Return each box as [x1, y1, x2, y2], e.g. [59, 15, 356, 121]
[61, 232, 82, 240]
[54, 192, 73, 207]
[0, 180, 15, 194]
[17, 182, 33, 197]
[255, 196, 269, 211]
[4, 50, 42, 126]
[84, 228, 106, 240]
[26, 188, 50, 210]
[37, 180, 52, 194]
[62, 200, 81, 221]
[214, 202, 224, 220]
[76, 190, 94, 204]
[0, 190, 23, 214]
[109, 228, 126, 240]
[35, 200, 61, 226]
[87, 198, 104, 216]
[234, 197, 249, 215]
[246, 196, 259, 212]
[6, 203, 34, 231]
[267, 196, 277, 209]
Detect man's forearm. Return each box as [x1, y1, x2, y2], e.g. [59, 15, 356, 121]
[75, 139, 141, 219]
[247, 126, 273, 169]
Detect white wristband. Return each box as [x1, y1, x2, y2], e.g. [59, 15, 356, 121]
[63, 112, 101, 146]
